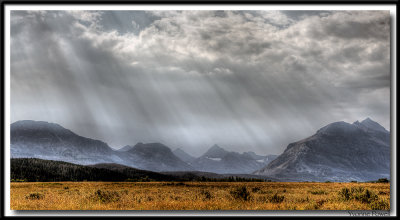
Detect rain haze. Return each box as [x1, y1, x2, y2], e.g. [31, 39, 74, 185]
[10, 10, 391, 156]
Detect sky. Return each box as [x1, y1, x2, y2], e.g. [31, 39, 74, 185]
[10, 10, 391, 156]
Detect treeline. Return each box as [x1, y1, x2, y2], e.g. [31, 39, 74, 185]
[11, 158, 269, 182]
[194, 176, 268, 182]
[365, 178, 390, 183]
[11, 158, 180, 182]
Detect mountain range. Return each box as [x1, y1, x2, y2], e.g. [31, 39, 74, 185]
[10, 120, 275, 174]
[10, 118, 390, 182]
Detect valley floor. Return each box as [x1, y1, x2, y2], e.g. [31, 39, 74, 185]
[10, 182, 390, 210]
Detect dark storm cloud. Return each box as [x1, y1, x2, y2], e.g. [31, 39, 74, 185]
[306, 11, 390, 40]
[281, 10, 333, 19]
[10, 10, 391, 156]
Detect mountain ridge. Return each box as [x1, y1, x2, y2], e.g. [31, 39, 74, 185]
[254, 118, 390, 182]
[172, 148, 196, 163]
[11, 120, 193, 172]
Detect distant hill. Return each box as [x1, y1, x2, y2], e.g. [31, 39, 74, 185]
[254, 118, 390, 182]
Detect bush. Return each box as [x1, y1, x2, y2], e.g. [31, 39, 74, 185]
[296, 196, 310, 203]
[269, 193, 285, 203]
[200, 189, 213, 200]
[304, 201, 319, 210]
[309, 190, 328, 195]
[354, 189, 378, 203]
[370, 199, 390, 210]
[25, 192, 44, 200]
[338, 188, 351, 200]
[230, 186, 252, 201]
[338, 187, 378, 203]
[252, 187, 262, 193]
[93, 189, 120, 203]
[351, 186, 365, 194]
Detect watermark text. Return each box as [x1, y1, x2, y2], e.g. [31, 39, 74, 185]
[348, 211, 390, 216]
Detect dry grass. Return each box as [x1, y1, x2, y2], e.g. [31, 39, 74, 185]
[10, 182, 390, 210]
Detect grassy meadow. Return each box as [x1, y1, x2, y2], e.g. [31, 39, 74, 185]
[11, 182, 390, 210]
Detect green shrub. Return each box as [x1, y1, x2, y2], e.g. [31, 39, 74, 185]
[354, 189, 378, 203]
[304, 199, 326, 210]
[338, 187, 378, 203]
[269, 193, 285, 203]
[200, 189, 213, 200]
[230, 186, 252, 201]
[338, 187, 351, 200]
[304, 201, 319, 210]
[25, 192, 44, 200]
[296, 196, 310, 203]
[93, 189, 120, 203]
[370, 199, 390, 210]
[351, 186, 365, 194]
[309, 189, 328, 195]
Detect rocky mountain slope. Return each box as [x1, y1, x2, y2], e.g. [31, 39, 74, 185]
[118, 143, 195, 172]
[11, 120, 117, 165]
[172, 148, 196, 163]
[253, 118, 390, 182]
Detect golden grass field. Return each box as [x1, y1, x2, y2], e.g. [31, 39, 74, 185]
[11, 182, 390, 210]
